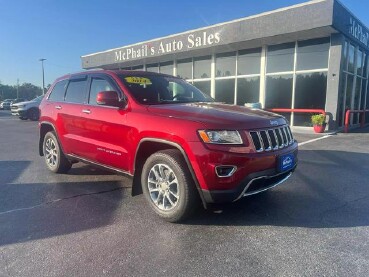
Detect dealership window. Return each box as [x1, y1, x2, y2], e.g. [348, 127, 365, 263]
[193, 56, 211, 96]
[194, 56, 211, 79]
[216, 52, 236, 77]
[341, 42, 369, 126]
[146, 64, 159, 73]
[294, 73, 327, 126]
[159, 61, 173, 75]
[266, 38, 329, 126]
[348, 44, 355, 73]
[215, 79, 235, 104]
[177, 58, 192, 79]
[238, 48, 261, 75]
[236, 77, 260, 105]
[267, 43, 294, 73]
[265, 75, 293, 122]
[296, 38, 330, 71]
[236, 48, 261, 106]
[214, 52, 236, 104]
[193, 81, 211, 96]
[131, 65, 144, 71]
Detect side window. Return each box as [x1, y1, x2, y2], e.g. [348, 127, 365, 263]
[48, 80, 67, 101]
[89, 78, 114, 105]
[65, 79, 88, 104]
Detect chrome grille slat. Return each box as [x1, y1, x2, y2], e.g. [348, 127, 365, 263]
[249, 125, 294, 153]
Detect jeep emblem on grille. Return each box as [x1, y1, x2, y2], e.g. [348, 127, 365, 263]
[270, 120, 279, 125]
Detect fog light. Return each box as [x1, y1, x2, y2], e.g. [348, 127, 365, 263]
[215, 166, 237, 177]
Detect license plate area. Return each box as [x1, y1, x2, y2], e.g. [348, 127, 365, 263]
[278, 153, 295, 172]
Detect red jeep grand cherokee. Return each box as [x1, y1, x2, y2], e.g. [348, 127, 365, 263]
[39, 70, 298, 222]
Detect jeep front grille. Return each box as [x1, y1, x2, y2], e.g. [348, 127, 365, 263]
[249, 126, 294, 152]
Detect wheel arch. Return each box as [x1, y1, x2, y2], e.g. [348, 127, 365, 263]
[133, 138, 207, 208]
[39, 122, 58, 156]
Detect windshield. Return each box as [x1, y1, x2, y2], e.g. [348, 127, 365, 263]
[119, 74, 214, 105]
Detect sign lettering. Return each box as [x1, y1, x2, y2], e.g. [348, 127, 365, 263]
[349, 17, 369, 47]
[114, 31, 221, 62]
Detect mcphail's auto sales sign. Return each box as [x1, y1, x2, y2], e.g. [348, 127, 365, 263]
[114, 31, 221, 62]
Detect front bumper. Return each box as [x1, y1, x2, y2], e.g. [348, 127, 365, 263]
[201, 164, 296, 203]
[11, 109, 27, 117]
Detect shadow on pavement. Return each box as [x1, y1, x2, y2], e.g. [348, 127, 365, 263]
[1, 148, 369, 246]
[0, 160, 128, 247]
[186, 149, 369, 228]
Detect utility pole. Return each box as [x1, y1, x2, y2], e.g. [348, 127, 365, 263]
[39, 58, 46, 94]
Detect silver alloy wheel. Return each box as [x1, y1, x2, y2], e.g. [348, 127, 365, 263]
[147, 163, 179, 211]
[45, 138, 58, 168]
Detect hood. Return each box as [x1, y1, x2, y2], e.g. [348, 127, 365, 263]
[147, 102, 287, 128]
[13, 100, 37, 106]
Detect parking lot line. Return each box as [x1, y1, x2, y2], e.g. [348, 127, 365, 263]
[298, 134, 335, 146]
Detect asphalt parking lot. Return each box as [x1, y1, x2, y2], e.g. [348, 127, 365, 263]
[0, 110, 368, 277]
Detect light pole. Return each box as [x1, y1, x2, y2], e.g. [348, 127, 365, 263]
[39, 58, 46, 94]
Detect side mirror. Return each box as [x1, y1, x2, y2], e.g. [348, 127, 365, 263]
[96, 91, 125, 108]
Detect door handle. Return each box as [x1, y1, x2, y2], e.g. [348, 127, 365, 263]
[55, 105, 62, 110]
[82, 109, 91, 114]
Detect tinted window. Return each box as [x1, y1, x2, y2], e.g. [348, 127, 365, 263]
[265, 74, 293, 122]
[159, 62, 173, 75]
[267, 43, 295, 73]
[132, 65, 144, 71]
[348, 44, 355, 73]
[238, 48, 261, 75]
[48, 80, 67, 101]
[193, 81, 211, 96]
[296, 38, 330, 71]
[356, 50, 363, 76]
[236, 77, 260, 105]
[194, 56, 211, 79]
[146, 64, 159, 73]
[216, 52, 236, 77]
[215, 79, 235, 104]
[89, 78, 114, 105]
[65, 79, 87, 104]
[294, 72, 327, 126]
[177, 59, 192, 79]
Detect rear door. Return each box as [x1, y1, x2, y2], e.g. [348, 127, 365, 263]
[58, 75, 90, 157]
[76, 73, 131, 172]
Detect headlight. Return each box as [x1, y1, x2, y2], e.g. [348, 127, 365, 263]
[198, 130, 243, 144]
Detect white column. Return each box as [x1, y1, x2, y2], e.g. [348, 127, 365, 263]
[259, 45, 267, 108]
[211, 54, 216, 99]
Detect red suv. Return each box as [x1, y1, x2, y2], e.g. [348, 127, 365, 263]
[39, 70, 298, 222]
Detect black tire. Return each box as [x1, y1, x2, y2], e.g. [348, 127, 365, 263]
[141, 149, 199, 222]
[27, 108, 39, 121]
[43, 131, 72, 173]
[19, 116, 27, 120]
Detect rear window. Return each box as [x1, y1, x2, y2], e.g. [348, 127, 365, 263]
[119, 75, 213, 104]
[48, 80, 68, 101]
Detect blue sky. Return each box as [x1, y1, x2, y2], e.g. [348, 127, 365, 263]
[0, 0, 367, 87]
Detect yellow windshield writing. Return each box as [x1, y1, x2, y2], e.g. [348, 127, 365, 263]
[125, 77, 152, 85]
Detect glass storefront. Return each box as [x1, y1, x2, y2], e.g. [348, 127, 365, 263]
[265, 75, 293, 122]
[236, 77, 260, 105]
[265, 38, 330, 126]
[177, 59, 192, 79]
[194, 56, 211, 79]
[339, 41, 369, 127]
[294, 72, 327, 126]
[124, 36, 368, 129]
